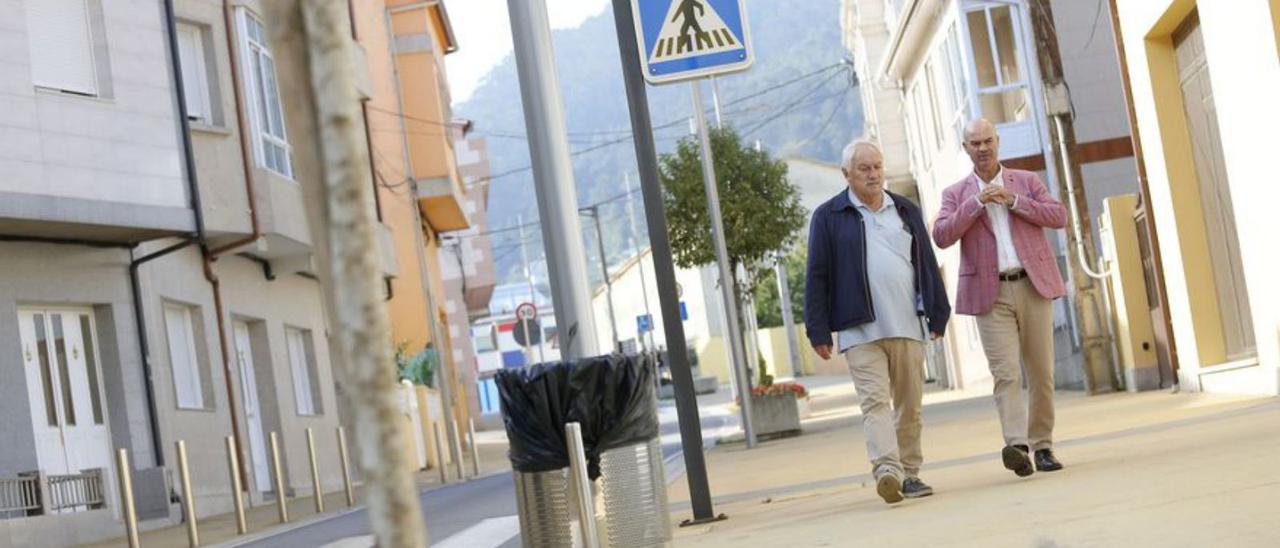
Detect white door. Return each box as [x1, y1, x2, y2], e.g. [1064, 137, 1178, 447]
[1174, 11, 1256, 360]
[17, 309, 114, 507]
[232, 322, 272, 492]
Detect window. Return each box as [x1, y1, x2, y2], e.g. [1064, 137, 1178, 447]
[23, 0, 99, 95]
[164, 304, 208, 410]
[33, 313, 58, 426]
[286, 327, 322, 416]
[924, 59, 946, 150]
[473, 327, 496, 353]
[237, 9, 292, 177]
[965, 5, 1032, 124]
[942, 25, 971, 141]
[909, 81, 933, 169]
[80, 314, 105, 425]
[176, 23, 214, 124]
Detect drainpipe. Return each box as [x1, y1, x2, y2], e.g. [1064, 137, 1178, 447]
[110, 0, 218, 469]
[215, 0, 264, 254]
[129, 239, 197, 467]
[1106, 0, 1180, 386]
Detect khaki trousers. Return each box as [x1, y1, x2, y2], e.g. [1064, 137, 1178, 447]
[844, 338, 924, 479]
[975, 277, 1056, 451]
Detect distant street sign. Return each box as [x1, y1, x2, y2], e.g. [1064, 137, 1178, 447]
[637, 314, 654, 333]
[630, 0, 753, 84]
[680, 301, 688, 321]
[513, 318, 542, 348]
[515, 302, 537, 321]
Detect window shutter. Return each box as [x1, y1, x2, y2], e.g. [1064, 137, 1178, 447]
[176, 24, 211, 122]
[23, 0, 97, 95]
[287, 329, 315, 415]
[164, 305, 204, 409]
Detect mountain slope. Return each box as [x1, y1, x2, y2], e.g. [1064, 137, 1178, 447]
[455, 0, 862, 287]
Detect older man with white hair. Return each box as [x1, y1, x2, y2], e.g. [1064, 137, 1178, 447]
[804, 139, 951, 504]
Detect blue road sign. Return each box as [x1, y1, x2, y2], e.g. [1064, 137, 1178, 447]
[680, 301, 688, 321]
[637, 313, 654, 333]
[630, 0, 753, 84]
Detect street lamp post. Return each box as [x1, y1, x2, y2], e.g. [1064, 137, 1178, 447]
[581, 206, 620, 352]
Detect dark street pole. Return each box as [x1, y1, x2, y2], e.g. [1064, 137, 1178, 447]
[610, 0, 723, 525]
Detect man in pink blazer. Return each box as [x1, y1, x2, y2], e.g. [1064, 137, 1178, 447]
[932, 119, 1068, 477]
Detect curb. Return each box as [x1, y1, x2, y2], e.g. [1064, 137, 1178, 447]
[213, 469, 512, 548]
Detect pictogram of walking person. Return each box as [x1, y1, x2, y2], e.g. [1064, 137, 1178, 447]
[672, 0, 711, 52]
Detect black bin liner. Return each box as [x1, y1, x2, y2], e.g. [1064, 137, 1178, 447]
[496, 353, 658, 480]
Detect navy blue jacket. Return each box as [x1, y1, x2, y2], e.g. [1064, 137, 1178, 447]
[804, 190, 951, 347]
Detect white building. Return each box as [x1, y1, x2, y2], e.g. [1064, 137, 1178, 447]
[841, 0, 1142, 391]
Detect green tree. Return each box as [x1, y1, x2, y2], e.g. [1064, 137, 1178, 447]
[394, 341, 438, 387]
[753, 243, 807, 329]
[659, 125, 807, 309]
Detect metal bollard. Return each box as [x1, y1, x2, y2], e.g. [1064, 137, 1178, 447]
[432, 422, 448, 484]
[336, 427, 355, 507]
[565, 422, 600, 548]
[225, 436, 247, 534]
[269, 432, 288, 523]
[306, 428, 324, 513]
[467, 418, 481, 478]
[115, 448, 140, 548]
[176, 441, 199, 547]
[451, 420, 466, 480]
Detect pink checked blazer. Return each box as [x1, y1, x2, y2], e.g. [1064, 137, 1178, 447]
[931, 167, 1068, 315]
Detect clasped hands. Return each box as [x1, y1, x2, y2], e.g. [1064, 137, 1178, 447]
[978, 186, 1016, 207]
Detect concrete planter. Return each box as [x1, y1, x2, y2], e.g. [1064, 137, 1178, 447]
[749, 393, 802, 439]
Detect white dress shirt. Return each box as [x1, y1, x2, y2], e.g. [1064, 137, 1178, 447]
[974, 168, 1023, 273]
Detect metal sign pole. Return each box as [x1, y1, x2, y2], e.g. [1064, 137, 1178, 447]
[690, 81, 756, 449]
[775, 252, 804, 377]
[507, 0, 600, 359]
[610, 0, 725, 524]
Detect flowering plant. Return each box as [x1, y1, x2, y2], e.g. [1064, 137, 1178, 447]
[750, 382, 808, 399]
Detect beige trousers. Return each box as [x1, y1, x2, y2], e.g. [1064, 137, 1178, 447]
[844, 338, 924, 479]
[975, 277, 1056, 451]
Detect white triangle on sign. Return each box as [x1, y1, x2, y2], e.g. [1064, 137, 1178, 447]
[647, 0, 742, 65]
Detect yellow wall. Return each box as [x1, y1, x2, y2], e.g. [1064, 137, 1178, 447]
[389, 4, 458, 183]
[1114, 0, 1280, 394]
[1271, 0, 1280, 61]
[1099, 195, 1159, 381]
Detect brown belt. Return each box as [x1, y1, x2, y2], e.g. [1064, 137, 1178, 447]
[998, 269, 1028, 282]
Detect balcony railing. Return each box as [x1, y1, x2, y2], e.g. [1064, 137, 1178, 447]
[0, 475, 41, 518]
[0, 469, 107, 518]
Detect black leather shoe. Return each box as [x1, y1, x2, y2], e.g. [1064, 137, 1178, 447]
[1002, 445, 1033, 477]
[1034, 449, 1063, 472]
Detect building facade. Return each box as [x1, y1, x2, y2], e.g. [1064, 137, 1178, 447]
[1, 0, 483, 544]
[440, 136, 497, 423]
[1108, 0, 1280, 395]
[841, 0, 1143, 391]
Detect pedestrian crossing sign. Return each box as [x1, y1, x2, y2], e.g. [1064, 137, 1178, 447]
[630, 0, 753, 84]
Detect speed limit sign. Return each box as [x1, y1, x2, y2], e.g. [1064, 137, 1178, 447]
[515, 302, 537, 321]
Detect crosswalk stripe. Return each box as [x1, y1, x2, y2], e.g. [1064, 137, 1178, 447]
[434, 515, 521, 548]
[655, 30, 739, 59]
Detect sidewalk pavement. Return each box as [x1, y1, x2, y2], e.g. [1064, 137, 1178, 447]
[668, 377, 1280, 547]
[79, 430, 512, 548]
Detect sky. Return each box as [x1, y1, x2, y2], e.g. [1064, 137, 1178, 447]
[444, 0, 609, 104]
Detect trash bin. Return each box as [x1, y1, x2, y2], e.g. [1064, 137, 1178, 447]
[496, 353, 670, 547]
